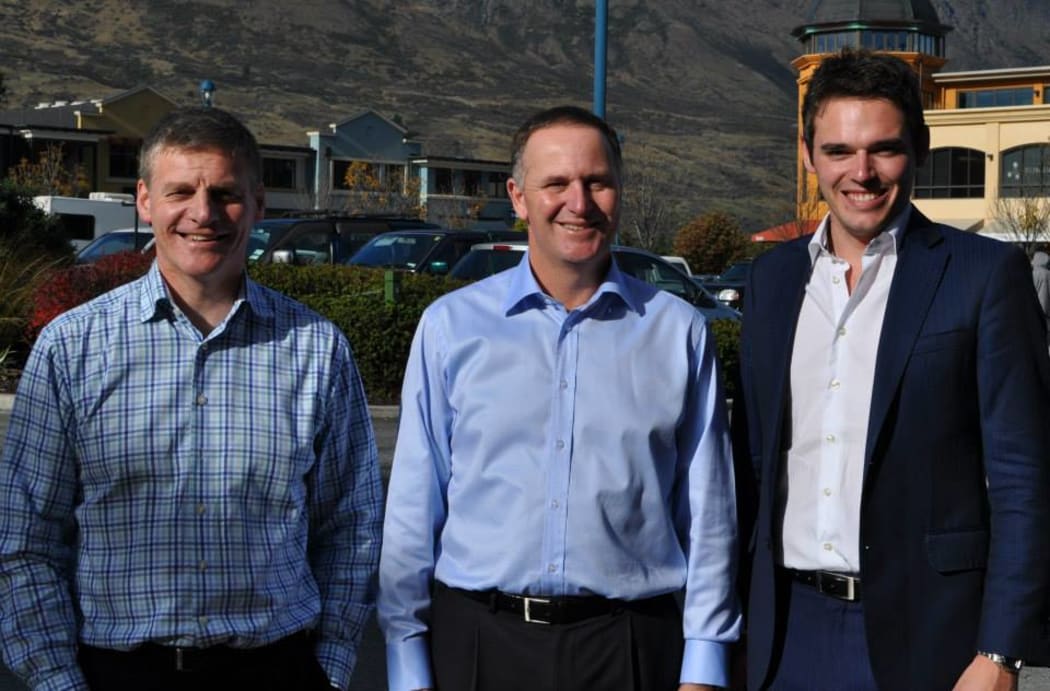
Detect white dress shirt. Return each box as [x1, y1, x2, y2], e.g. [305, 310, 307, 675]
[778, 209, 908, 572]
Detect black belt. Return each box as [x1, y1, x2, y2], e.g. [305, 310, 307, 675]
[784, 568, 862, 602]
[79, 630, 313, 673]
[441, 582, 675, 625]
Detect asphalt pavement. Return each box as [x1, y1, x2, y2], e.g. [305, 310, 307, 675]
[2, 399, 1049, 690]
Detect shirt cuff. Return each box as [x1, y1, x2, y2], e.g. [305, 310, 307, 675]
[315, 638, 356, 691]
[386, 637, 434, 691]
[679, 639, 730, 688]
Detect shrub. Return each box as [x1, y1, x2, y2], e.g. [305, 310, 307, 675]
[708, 318, 741, 401]
[672, 210, 748, 276]
[27, 251, 153, 343]
[249, 264, 463, 404]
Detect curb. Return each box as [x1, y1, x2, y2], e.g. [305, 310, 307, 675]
[0, 394, 398, 419]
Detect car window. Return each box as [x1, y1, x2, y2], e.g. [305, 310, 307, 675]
[450, 248, 525, 280]
[350, 233, 443, 269]
[281, 222, 332, 264]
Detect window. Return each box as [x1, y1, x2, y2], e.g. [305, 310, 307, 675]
[1001, 144, 1050, 197]
[434, 168, 454, 194]
[262, 157, 297, 189]
[958, 88, 1035, 108]
[488, 172, 509, 198]
[462, 170, 482, 197]
[108, 141, 138, 179]
[914, 148, 985, 199]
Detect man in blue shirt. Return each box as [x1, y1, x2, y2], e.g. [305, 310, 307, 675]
[378, 105, 741, 691]
[0, 107, 383, 691]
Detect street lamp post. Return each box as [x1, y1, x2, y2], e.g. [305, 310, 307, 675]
[199, 80, 216, 108]
[594, 0, 608, 118]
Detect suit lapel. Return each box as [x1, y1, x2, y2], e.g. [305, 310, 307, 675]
[864, 212, 948, 471]
[761, 241, 812, 487]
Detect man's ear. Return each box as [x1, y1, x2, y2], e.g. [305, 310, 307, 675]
[136, 179, 152, 225]
[507, 176, 527, 223]
[801, 136, 816, 174]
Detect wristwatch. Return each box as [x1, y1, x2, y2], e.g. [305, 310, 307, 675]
[977, 650, 1024, 673]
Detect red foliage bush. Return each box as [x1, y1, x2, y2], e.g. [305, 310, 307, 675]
[27, 251, 153, 342]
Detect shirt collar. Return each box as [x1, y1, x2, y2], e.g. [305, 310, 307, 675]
[136, 261, 266, 323]
[807, 204, 911, 266]
[500, 250, 640, 315]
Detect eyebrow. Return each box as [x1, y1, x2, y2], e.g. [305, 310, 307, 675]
[820, 138, 907, 153]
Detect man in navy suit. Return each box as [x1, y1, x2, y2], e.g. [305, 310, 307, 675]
[734, 49, 1050, 691]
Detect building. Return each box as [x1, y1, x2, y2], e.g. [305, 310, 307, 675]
[308, 110, 512, 227]
[766, 0, 1050, 250]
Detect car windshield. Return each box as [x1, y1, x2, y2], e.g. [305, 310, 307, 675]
[75, 230, 153, 263]
[348, 232, 444, 269]
[449, 246, 525, 280]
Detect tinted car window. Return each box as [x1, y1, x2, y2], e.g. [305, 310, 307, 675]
[449, 247, 525, 280]
[351, 232, 444, 269]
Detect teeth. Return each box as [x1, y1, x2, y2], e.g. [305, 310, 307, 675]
[183, 234, 215, 242]
[848, 192, 878, 202]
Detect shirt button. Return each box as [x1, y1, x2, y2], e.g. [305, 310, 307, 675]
[829, 380, 841, 390]
[832, 276, 841, 284]
[200, 343, 209, 352]
[823, 542, 833, 551]
[559, 380, 568, 390]
[551, 500, 559, 509]
[198, 616, 209, 627]
[196, 394, 208, 406]
[823, 488, 832, 497]
[547, 564, 557, 573]
[555, 439, 565, 450]
[196, 503, 206, 515]
[198, 560, 207, 572]
[825, 434, 836, 443]
[837, 327, 847, 337]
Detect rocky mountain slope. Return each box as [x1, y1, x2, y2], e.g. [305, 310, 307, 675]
[1, 0, 1048, 229]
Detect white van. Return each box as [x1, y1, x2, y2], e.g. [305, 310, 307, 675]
[33, 192, 141, 250]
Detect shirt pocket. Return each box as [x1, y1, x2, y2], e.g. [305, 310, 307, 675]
[926, 528, 988, 573]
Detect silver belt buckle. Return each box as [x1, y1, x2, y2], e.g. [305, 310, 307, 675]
[523, 596, 552, 624]
[175, 647, 185, 671]
[817, 571, 858, 601]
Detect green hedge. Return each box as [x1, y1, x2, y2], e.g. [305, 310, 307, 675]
[250, 264, 742, 406]
[249, 264, 466, 404]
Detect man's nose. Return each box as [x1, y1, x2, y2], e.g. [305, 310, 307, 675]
[566, 180, 592, 214]
[189, 187, 219, 225]
[853, 151, 876, 180]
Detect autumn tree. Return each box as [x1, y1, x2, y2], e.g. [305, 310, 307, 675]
[992, 195, 1050, 259]
[8, 143, 89, 197]
[672, 210, 748, 275]
[341, 161, 424, 218]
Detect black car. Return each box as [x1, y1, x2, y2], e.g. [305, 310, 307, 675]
[700, 260, 751, 310]
[248, 215, 441, 265]
[347, 229, 524, 275]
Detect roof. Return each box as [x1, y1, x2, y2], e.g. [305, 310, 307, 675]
[792, 0, 951, 37]
[751, 219, 820, 242]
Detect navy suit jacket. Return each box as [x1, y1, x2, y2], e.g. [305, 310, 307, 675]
[734, 208, 1050, 691]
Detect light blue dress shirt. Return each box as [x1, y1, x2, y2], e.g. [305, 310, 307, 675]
[378, 254, 741, 690]
[0, 263, 383, 691]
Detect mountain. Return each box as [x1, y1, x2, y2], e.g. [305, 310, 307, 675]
[2, 0, 1049, 231]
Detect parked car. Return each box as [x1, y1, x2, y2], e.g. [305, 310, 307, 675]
[700, 259, 752, 310]
[248, 215, 441, 265]
[74, 226, 154, 264]
[449, 241, 740, 322]
[346, 229, 523, 275]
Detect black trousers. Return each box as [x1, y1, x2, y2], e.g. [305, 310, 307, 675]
[430, 583, 684, 691]
[77, 631, 332, 691]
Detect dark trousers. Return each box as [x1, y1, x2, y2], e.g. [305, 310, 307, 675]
[765, 580, 878, 691]
[77, 631, 332, 691]
[430, 582, 684, 691]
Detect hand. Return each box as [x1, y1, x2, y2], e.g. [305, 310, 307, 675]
[678, 685, 718, 691]
[951, 654, 1018, 691]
